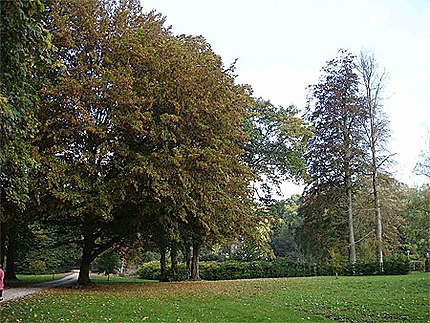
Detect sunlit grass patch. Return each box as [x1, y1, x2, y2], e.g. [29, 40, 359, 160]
[5, 273, 69, 288]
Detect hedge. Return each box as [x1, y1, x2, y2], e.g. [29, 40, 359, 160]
[137, 255, 412, 281]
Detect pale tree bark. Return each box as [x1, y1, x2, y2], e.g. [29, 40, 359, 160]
[357, 51, 388, 272]
[347, 176, 356, 265]
[343, 111, 356, 266]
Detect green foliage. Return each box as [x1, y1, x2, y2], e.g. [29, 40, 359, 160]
[15, 221, 80, 274]
[244, 99, 311, 200]
[299, 175, 407, 262]
[138, 254, 411, 281]
[28, 260, 47, 274]
[400, 186, 430, 257]
[267, 195, 304, 258]
[94, 248, 122, 278]
[0, 0, 55, 215]
[383, 254, 411, 275]
[345, 254, 410, 275]
[137, 261, 188, 281]
[328, 248, 346, 276]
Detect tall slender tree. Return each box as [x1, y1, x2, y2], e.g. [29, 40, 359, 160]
[304, 50, 366, 265]
[356, 51, 391, 271]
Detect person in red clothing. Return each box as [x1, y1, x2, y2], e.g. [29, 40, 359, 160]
[0, 265, 4, 301]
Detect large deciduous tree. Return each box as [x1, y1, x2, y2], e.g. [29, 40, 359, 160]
[0, 0, 55, 278]
[304, 50, 366, 265]
[243, 99, 311, 202]
[39, 0, 257, 284]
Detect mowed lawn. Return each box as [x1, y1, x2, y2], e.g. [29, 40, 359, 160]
[5, 273, 69, 288]
[1, 273, 428, 322]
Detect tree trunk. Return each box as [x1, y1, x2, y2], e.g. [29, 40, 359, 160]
[191, 241, 201, 280]
[373, 172, 383, 272]
[159, 246, 166, 279]
[342, 107, 356, 267]
[358, 51, 388, 273]
[170, 244, 178, 280]
[184, 243, 191, 278]
[78, 234, 93, 285]
[369, 100, 384, 272]
[5, 228, 18, 281]
[347, 177, 356, 266]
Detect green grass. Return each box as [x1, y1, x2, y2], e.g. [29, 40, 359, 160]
[89, 274, 157, 283]
[1, 273, 428, 322]
[5, 273, 69, 288]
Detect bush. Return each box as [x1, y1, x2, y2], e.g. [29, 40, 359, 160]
[383, 254, 410, 275]
[137, 261, 188, 281]
[344, 255, 410, 275]
[94, 248, 122, 279]
[137, 256, 410, 282]
[28, 260, 47, 274]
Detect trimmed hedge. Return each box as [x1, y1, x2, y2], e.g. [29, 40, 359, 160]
[136, 261, 188, 281]
[137, 256, 411, 281]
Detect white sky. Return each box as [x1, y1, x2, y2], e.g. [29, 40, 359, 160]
[141, 0, 430, 196]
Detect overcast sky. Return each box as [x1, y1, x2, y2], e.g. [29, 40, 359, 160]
[141, 0, 430, 196]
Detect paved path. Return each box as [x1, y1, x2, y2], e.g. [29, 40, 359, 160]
[2, 271, 79, 302]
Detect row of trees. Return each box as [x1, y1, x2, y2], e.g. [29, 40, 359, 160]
[0, 0, 309, 284]
[302, 49, 428, 271]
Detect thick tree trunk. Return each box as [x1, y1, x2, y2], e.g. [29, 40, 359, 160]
[170, 244, 178, 280]
[347, 177, 356, 266]
[159, 246, 166, 279]
[191, 241, 201, 280]
[184, 243, 191, 279]
[5, 227, 18, 281]
[78, 234, 93, 285]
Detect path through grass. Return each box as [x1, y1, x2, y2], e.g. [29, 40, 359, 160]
[1, 273, 428, 322]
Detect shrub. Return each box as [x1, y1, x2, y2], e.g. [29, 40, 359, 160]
[137, 256, 410, 282]
[28, 260, 47, 274]
[344, 255, 410, 275]
[93, 248, 122, 280]
[137, 261, 188, 281]
[383, 254, 410, 275]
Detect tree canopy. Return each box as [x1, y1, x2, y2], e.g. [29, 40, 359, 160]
[36, 0, 259, 284]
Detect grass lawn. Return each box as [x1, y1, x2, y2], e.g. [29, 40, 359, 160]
[0, 273, 428, 322]
[89, 275, 158, 284]
[5, 273, 69, 288]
